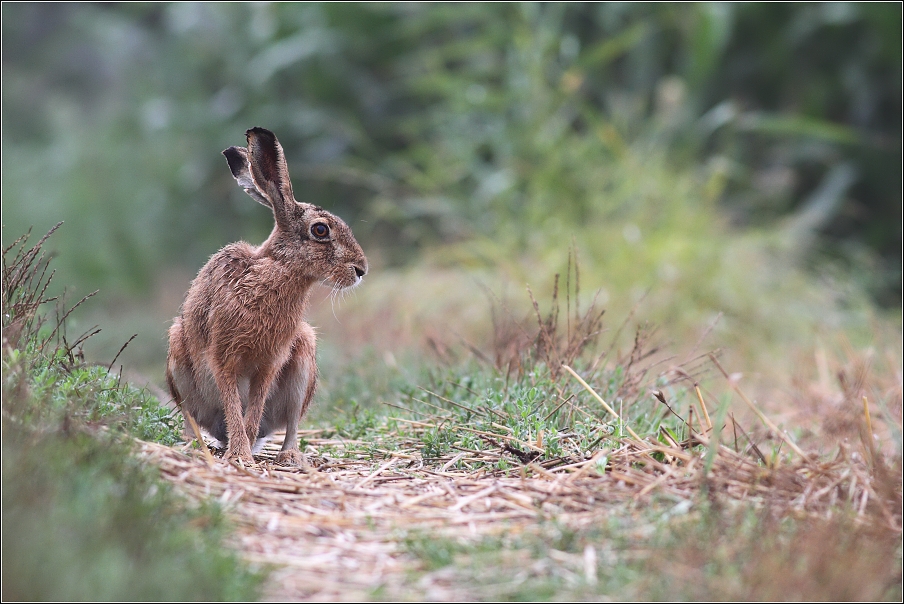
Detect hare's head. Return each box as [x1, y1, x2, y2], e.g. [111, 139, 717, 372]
[223, 127, 367, 289]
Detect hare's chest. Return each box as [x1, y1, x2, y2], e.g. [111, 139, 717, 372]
[202, 250, 309, 357]
[211, 311, 299, 372]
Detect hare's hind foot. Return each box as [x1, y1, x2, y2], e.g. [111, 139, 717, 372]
[275, 449, 306, 467]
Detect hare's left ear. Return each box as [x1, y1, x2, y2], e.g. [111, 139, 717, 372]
[245, 127, 298, 230]
[222, 146, 271, 208]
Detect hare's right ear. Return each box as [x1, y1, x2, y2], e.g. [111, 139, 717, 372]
[223, 146, 272, 208]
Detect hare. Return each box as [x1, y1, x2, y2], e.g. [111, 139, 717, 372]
[166, 127, 367, 465]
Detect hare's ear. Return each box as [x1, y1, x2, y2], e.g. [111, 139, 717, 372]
[222, 146, 271, 208]
[245, 127, 297, 229]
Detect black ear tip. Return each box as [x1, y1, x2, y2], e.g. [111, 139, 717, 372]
[222, 146, 247, 173]
[246, 126, 276, 143]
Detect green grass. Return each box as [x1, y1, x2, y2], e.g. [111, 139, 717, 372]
[309, 353, 704, 477]
[4, 345, 182, 444]
[1, 428, 264, 601]
[398, 498, 902, 601]
[1, 226, 264, 601]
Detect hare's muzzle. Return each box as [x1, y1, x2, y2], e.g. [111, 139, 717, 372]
[351, 262, 368, 286]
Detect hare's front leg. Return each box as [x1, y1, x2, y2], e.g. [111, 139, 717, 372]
[243, 363, 281, 454]
[213, 369, 254, 463]
[271, 333, 317, 466]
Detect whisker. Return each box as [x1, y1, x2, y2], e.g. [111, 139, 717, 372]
[329, 291, 340, 322]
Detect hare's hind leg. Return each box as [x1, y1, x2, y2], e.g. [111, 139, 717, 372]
[166, 319, 203, 443]
[164, 362, 193, 443]
[267, 331, 317, 466]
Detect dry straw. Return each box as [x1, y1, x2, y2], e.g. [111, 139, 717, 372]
[141, 405, 900, 601]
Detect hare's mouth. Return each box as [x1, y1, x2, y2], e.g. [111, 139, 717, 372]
[344, 263, 367, 287]
[324, 264, 366, 290]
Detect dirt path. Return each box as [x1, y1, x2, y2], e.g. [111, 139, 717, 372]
[139, 433, 669, 600]
[140, 426, 894, 601]
[141, 439, 620, 600]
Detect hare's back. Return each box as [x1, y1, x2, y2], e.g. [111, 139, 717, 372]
[198, 242, 259, 284]
[189, 242, 267, 301]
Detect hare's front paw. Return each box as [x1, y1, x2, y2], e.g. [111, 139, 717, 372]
[225, 439, 254, 464]
[275, 449, 306, 467]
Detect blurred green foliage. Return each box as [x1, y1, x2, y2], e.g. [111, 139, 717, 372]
[2, 2, 900, 305]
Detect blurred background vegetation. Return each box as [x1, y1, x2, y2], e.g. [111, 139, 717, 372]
[2, 3, 901, 386]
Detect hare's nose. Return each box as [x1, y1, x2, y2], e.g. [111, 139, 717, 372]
[354, 265, 366, 278]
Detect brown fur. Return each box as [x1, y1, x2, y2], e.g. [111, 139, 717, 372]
[166, 127, 367, 464]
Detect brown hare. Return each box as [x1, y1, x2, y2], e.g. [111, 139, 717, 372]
[166, 127, 367, 465]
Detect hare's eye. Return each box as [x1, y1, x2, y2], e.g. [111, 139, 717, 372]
[310, 223, 330, 239]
